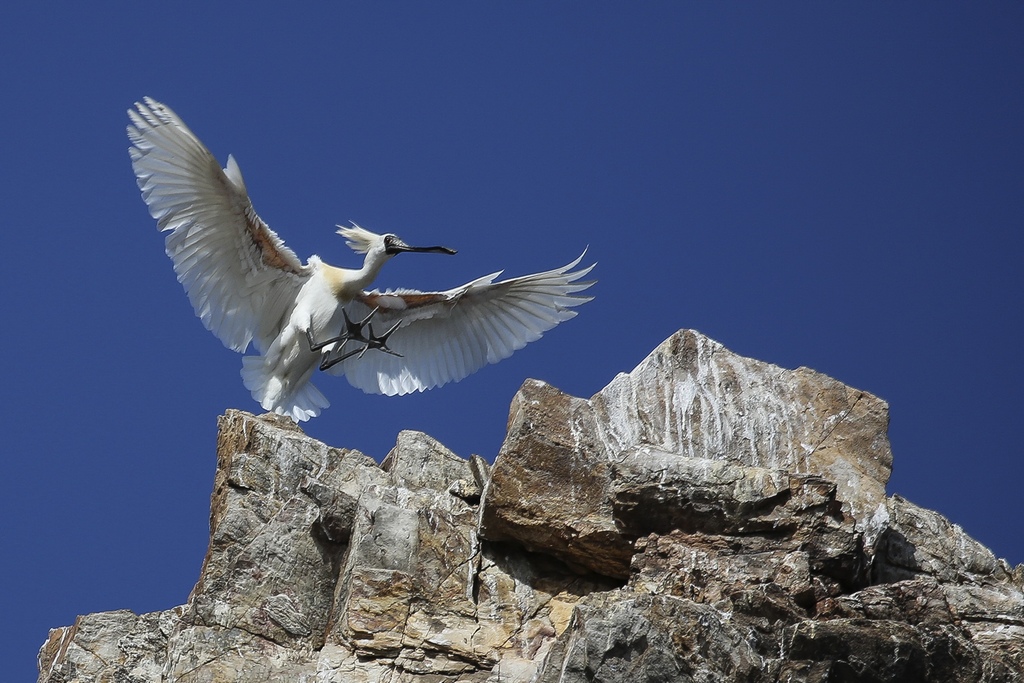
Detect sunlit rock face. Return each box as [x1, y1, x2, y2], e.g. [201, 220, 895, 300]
[39, 331, 1023, 682]
[481, 329, 892, 580]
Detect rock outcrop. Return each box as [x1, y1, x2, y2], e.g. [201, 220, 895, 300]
[38, 330, 1024, 682]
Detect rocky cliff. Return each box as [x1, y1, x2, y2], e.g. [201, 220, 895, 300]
[38, 330, 1024, 682]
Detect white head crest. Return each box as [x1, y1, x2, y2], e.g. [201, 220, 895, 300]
[336, 223, 382, 254]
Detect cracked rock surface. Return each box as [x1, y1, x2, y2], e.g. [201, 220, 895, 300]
[38, 330, 1023, 682]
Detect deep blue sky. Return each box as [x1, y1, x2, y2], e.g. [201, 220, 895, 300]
[4, 4, 1022, 679]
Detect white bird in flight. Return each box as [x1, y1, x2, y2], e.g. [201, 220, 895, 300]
[127, 98, 595, 421]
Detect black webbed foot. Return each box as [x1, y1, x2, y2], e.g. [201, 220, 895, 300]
[306, 308, 379, 352]
[363, 319, 403, 358]
[312, 308, 404, 371]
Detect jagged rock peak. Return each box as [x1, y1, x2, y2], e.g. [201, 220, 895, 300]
[39, 330, 1023, 682]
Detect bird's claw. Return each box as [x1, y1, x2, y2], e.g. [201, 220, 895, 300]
[307, 308, 404, 371]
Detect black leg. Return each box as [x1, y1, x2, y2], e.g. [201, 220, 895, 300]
[319, 343, 364, 371]
[307, 326, 346, 353]
[306, 315, 348, 352]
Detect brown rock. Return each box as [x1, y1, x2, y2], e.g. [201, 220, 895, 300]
[592, 330, 892, 527]
[479, 379, 632, 577]
[480, 329, 892, 578]
[38, 331, 1024, 683]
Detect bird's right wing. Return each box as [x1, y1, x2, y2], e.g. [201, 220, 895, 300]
[326, 253, 595, 395]
[128, 98, 310, 354]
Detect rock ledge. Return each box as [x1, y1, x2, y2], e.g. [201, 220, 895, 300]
[39, 330, 1023, 682]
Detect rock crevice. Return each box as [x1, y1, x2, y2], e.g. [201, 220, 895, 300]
[39, 330, 1023, 682]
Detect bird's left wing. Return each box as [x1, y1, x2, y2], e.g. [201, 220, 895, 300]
[128, 98, 310, 354]
[326, 253, 595, 395]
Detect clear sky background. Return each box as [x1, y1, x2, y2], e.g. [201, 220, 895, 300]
[4, 4, 1022, 680]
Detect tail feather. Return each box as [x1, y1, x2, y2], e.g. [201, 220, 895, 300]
[241, 355, 328, 422]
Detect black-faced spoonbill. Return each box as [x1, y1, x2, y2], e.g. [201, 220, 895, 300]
[128, 98, 595, 421]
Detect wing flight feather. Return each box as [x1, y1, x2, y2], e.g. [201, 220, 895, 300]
[128, 98, 309, 353]
[327, 253, 595, 395]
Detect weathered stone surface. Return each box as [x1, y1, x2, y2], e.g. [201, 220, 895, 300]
[535, 591, 768, 683]
[479, 379, 630, 578]
[480, 329, 893, 578]
[189, 410, 385, 649]
[872, 494, 1024, 676]
[592, 331, 893, 523]
[38, 331, 1024, 682]
[38, 608, 181, 683]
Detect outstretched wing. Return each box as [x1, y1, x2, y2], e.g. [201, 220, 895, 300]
[326, 253, 595, 395]
[128, 97, 310, 354]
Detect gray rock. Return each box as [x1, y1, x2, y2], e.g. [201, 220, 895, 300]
[38, 331, 1024, 683]
[38, 608, 179, 683]
[535, 591, 768, 683]
[873, 495, 1024, 675]
[189, 410, 384, 649]
[382, 430, 473, 493]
